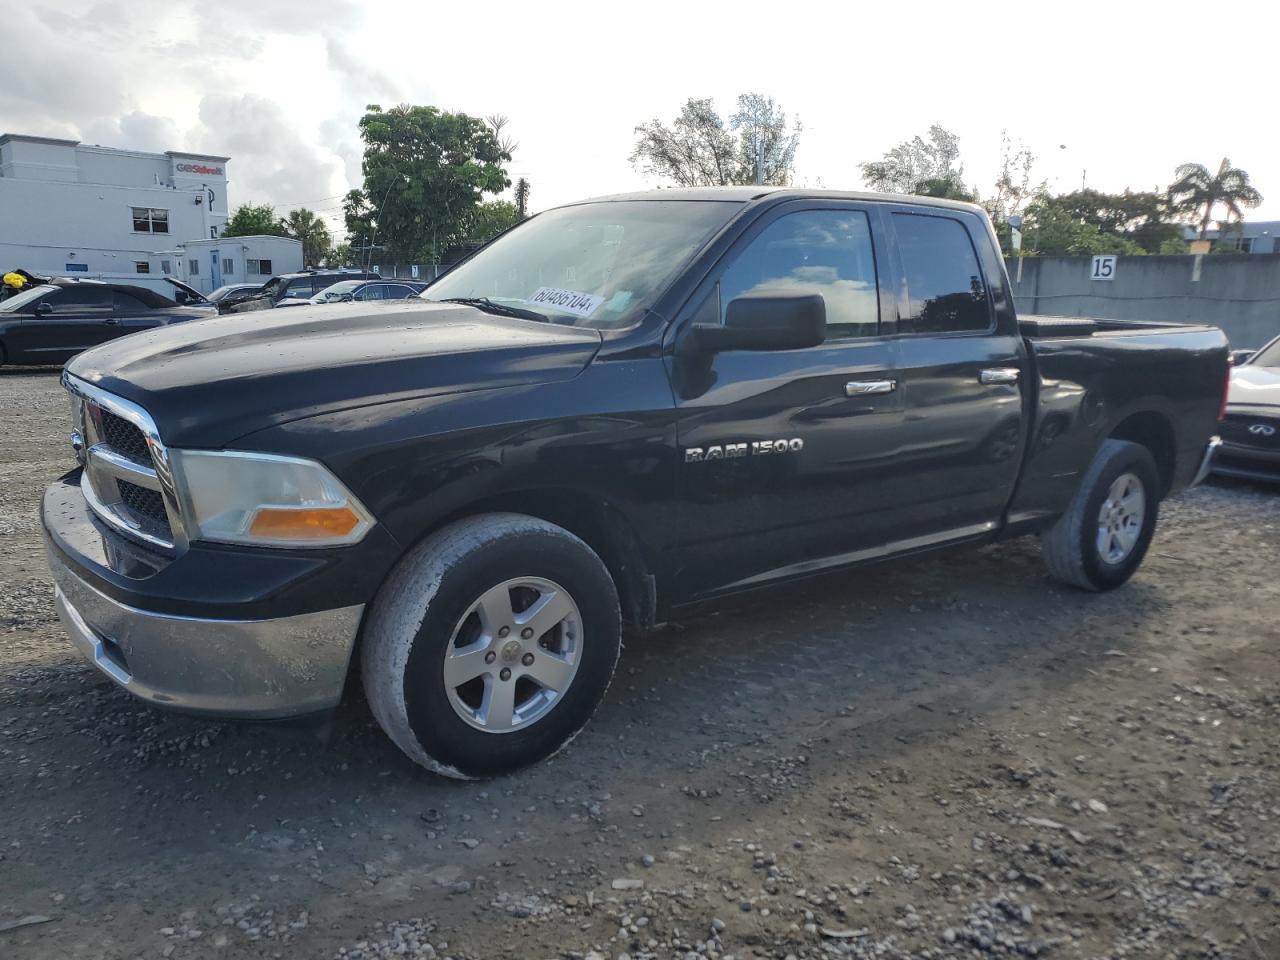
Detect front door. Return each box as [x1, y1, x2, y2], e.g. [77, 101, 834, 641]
[883, 208, 1028, 541]
[210, 249, 222, 292]
[668, 202, 903, 599]
[11, 286, 116, 362]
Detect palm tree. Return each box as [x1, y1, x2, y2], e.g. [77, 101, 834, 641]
[1168, 158, 1263, 239]
[281, 208, 333, 267]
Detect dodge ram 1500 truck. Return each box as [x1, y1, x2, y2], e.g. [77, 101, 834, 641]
[42, 188, 1228, 778]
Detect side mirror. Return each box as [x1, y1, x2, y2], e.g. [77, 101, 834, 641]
[692, 295, 826, 353]
[1230, 350, 1255, 366]
[34, 301, 53, 316]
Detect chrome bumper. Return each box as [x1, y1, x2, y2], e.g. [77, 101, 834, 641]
[1190, 436, 1221, 487]
[49, 549, 363, 719]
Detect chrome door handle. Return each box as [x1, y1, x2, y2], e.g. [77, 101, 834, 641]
[845, 379, 897, 396]
[979, 367, 1020, 385]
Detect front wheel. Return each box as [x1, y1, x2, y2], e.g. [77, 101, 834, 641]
[361, 513, 621, 778]
[1040, 439, 1161, 591]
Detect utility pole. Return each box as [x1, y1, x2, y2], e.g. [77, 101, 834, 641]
[755, 135, 764, 186]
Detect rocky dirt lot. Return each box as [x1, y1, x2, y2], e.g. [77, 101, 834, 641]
[1, 368, 1277, 960]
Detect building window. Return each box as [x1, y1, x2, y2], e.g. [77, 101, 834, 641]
[64, 263, 89, 273]
[189, 259, 199, 276]
[134, 261, 151, 274]
[222, 258, 234, 275]
[210, 227, 217, 239]
[160, 260, 172, 274]
[132, 207, 170, 234]
[246, 259, 273, 275]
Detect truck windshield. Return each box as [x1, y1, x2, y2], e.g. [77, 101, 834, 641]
[424, 200, 742, 329]
[1253, 338, 1280, 367]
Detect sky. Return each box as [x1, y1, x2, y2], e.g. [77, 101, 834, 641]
[6, 0, 1279, 242]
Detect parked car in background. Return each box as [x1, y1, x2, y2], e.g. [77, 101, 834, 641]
[1212, 333, 1280, 483]
[220, 270, 381, 312]
[0, 278, 217, 366]
[208, 282, 264, 305]
[44, 188, 1227, 778]
[308, 279, 429, 305]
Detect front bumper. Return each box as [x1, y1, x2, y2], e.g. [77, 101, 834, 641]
[49, 546, 363, 719]
[1210, 441, 1280, 484]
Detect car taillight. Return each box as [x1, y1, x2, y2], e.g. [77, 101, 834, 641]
[1218, 364, 1231, 421]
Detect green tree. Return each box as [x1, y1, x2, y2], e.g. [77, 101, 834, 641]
[730, 93, 801, 185]
[330, 241, 353, 266]
[983, 131, 1042, 225]
[1168, 158, 1263, 239]
[342, 189, 376, 252]
[281, 208, 332, 267]
[631, 94, 800, 187]
[1047, 189, 1183, 253]
[1021, 193, 1146, 256]
[222, 203, 288, 238]
[467, 200, 518, 242]
[358, 104, 511, 263]
[860, 124, 965, 195]
[914, 174, 977, 202]
[514, 178, 531, 220]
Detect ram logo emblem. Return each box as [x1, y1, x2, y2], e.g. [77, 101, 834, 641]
[684, 438, 804, 463]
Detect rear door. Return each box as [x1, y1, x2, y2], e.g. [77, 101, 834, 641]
[884, 207, 1028, 540]
[113, 290, 164, 338]
[669, 200, 903, 598]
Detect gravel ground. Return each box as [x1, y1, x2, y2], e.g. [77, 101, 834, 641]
[1, 367, 1277, 960]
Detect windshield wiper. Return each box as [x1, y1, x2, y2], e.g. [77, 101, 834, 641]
[435, 297, 551, 324]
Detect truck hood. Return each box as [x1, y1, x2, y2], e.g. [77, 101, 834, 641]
[1227, 364, 1280, 410]
[66, 300, 602, 447]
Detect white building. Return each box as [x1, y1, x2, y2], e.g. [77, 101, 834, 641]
[177, 236, 303, 295]
[0, 133, 302, 295]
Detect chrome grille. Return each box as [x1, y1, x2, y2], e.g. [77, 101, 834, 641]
[117, 479, 168, 524]
[1221, 413, 1279, 450]
[98, 409, 152, 464]
[64, 374, 186, 554]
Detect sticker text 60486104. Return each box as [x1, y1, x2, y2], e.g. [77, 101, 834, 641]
[528, 287, 604, 318]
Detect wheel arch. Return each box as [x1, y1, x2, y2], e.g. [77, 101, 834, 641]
[405, 487, 658, 632]
[1108, 411, 1176, 497]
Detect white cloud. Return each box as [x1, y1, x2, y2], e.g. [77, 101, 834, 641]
[2, 0, 1278, 232]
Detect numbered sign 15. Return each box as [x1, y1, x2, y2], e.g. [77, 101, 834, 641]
[1091, 255, 1117, 280]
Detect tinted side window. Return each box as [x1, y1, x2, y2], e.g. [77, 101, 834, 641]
[893, 213, 991, 334]
[48, 288, 113, 315]
[281, 279, 314, 299]
[720, 209, 879, 339]
[113, 292, 151, 314]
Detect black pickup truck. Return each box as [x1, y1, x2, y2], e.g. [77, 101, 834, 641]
[42, 188, 1227, 778]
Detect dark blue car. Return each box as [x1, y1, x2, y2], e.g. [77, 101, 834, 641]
[0, 278, 217, 367]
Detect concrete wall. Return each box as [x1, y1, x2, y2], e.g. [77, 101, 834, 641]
[1005, 254, 1280, 348]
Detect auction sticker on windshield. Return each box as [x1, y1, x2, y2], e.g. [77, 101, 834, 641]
[528, 287, 604, 317]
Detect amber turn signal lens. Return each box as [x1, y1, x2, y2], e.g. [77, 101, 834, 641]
[248, 506, 362, 540]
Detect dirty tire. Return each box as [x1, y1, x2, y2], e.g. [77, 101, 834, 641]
[361, 513, 621, 779]
[1041, 439, 1161, 592]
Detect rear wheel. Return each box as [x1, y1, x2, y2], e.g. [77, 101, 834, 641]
[1041, 439, 1161, 591]
[361, 513, 621, 778]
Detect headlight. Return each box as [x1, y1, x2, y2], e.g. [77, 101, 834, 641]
[170, 450, 373, 548]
